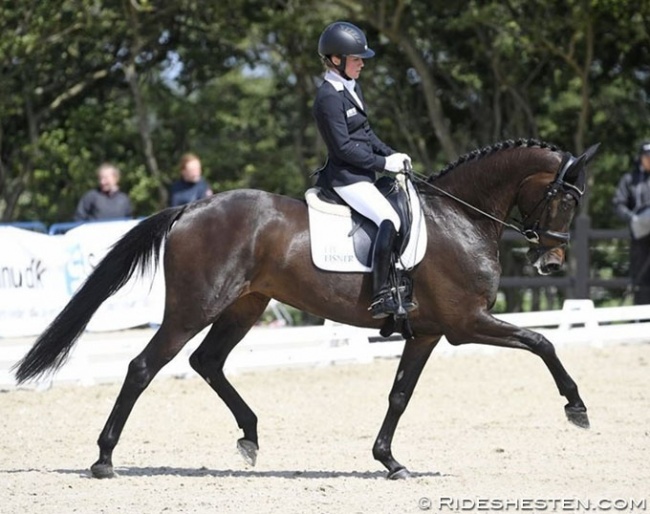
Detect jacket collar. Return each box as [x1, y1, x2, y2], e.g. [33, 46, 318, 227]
[324, 70, 364, 111]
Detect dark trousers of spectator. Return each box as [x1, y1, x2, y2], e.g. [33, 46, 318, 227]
[631, 234, 650, 304]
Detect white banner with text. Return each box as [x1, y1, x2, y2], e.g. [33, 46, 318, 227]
[0, 221, 164, 338]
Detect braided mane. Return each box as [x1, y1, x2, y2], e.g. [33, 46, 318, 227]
[432, 138, 561, 179]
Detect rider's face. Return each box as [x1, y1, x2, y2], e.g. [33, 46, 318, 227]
[332, 55, 364, 79]
[344, 56, 364, 79]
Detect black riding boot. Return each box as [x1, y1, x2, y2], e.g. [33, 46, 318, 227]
[370, 220, 400, 319]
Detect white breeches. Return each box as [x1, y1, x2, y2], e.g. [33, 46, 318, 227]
[334, 181, 401, 231]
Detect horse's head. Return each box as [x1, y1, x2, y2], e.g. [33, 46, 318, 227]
[518, 144, 600, 275]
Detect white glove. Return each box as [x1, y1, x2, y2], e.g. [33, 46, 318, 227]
[384, 153, 412, 173]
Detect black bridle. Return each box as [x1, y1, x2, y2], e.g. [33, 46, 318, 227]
[406, 153, 583, 246]
[518, 153, 584, 246]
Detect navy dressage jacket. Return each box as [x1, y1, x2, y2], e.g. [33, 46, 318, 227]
[313, 76, 394, 189]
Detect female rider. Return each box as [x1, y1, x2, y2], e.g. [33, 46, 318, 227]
[312, 21, 412, 319]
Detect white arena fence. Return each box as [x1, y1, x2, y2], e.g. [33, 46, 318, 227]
[1, 299, 650, 391]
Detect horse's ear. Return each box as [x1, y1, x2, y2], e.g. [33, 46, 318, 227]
[564, 143, 599, 186]
[563, 153, 587, 191]
[583, 143, 601, 164]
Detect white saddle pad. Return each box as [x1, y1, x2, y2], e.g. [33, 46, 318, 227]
[305, 180, 427, 272]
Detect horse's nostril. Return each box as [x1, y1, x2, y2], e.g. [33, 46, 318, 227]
[545, 262, 562, 273]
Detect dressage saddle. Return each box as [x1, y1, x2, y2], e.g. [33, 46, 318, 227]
[315, 176, 417, 331]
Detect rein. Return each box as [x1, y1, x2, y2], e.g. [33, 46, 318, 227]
[408, 171, 527, 238]
[404, 154, 581, 246]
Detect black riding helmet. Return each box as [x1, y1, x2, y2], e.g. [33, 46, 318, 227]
[318, 21, 375, 79]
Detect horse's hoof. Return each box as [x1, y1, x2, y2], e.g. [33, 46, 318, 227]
[90, 462, 116, 479]
[237, 438, 258, 466]
[387, 466, 410, 480]
[565, 406, 590, 429]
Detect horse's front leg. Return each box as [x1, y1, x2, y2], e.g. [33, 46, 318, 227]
[446, 311, 589, 428]
[527, 328, 589, 428]
[373, 335, 441, 479]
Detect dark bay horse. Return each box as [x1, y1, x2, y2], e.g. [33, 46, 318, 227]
[15, 139, 598, 480]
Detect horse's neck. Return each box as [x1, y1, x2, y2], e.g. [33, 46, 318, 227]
[437, 166, 525, 219]
[436, 153, 546, 220]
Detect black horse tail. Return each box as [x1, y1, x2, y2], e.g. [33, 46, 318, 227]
[13, 206, 186, 384]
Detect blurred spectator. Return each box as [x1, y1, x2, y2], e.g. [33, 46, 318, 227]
[74, 163, 133, 221]
[169, 153, 213, 207]
[612, 141, 650, 304]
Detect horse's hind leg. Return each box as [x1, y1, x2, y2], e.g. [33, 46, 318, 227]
[90, 323, 200, 479]
[189, 293, 270, 467]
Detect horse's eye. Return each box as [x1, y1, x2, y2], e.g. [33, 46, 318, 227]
[558, 194, 576, 210]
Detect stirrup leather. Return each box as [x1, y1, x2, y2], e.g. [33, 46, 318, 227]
[395, 272, 418, 313]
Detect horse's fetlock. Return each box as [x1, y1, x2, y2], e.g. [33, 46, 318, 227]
[239, 413, 258, 431]
[373, 442, 390, 461]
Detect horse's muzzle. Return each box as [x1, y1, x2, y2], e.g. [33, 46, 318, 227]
[528, 246, 565, 275]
